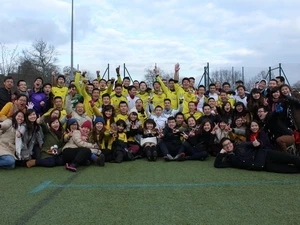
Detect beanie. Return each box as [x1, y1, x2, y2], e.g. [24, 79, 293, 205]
[81, 120, 92, 129]
[67, 118, 78, 127]
[93, 116, 105, 125]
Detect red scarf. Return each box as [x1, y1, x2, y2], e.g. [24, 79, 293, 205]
[249, 132, 258, 142]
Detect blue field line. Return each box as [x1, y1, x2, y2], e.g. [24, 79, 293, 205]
[29, 179, 300, 194]
[29, 180, 53, 194]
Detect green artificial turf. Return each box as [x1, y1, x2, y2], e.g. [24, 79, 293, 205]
[1, 158, 300, 225]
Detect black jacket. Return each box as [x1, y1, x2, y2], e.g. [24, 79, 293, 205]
[0, 87, 11, 110]
[214, 142, 268, 170]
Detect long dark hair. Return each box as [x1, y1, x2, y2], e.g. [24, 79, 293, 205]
[199, 119, 213, 135]
[245, 120, 262, 141]
[48, 118, 64, 138]
[91, 122, 105, 145]
[11, 110, 25, 129]
[102, 105, 115, 126]
[25, 109, 40, 132]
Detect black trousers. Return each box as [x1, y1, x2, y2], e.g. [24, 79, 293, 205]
[36, 155, 64, 167]
[62, 147, 91, 166]
[181, 141, 209, 160]
[264, 150, 300, 173]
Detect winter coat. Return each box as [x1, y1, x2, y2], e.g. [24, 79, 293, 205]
[21, 125, 44, 160]
[261, 111, 293, 141]
[63, 130, 94, 150]
[284, 94, 300, 130]
[0, 119, 16, 159]
[40, 122, 64, 158]
[214, 142, 268, 170]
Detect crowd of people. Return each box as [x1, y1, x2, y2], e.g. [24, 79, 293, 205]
[0, 64, 300, 173]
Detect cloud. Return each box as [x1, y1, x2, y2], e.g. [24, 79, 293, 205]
[1, 0, 300, 84]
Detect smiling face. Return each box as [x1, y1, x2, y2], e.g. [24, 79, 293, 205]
[16, 96, 27, 110]
[145, 122, 154, 130]
[272, 90, 280, 99]
[104, 109, 113, 118]
[250, 121, 260, 133]
[27, 111, 37, 123]
[222, 139, 234, 153]
[15, 112, 25, 125]
[50, 119, 60, 131]
[75, 103, 85, 115]
[81, 126, 91, 136]
[235, 104, 243, 112]
[257, 108, 268, 121]
[235, 118, 243, 127]
[252, 92, 260, 100]
[187, 117, 196, 127]
[280, 86, 290, 96]
[69, 123, 79, 131]
[129, 113, 138, 121]
[95, 122, 104, 131]
[203, 122, 212, 132]
[18, 81, 27, 92]
[219, 121, 226, 130]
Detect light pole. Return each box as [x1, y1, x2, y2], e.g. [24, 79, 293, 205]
[70, 0, 74, 79]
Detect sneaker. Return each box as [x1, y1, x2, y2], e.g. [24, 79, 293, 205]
[65, 163, 77, 172]
[175, 153, 185, 161]
[146, 149, 152, 161]
[164, 154, 174, 161]
[152, 150, 158, 161]
[95, 154, 105, 167]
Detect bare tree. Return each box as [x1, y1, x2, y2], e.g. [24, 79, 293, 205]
[144, 66, 171, 88]
[210, 69, 242, 87]
[0, 43, 19, 75]
[21, 39, 59, 78]
[292, 81, 300, 91]
[244, 71, 270, 91]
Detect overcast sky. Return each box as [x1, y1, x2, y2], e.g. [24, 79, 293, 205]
[1, 0, 300, 85]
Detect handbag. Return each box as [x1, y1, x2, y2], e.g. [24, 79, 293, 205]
[294, 131, 300, 144]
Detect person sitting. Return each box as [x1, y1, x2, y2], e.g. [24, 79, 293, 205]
[159, 116, 184, 161]
[257, 106, 295, 152]
[178, 116, 209, 161]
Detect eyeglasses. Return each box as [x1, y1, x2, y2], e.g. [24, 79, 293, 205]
[222, 142, 232, 148]
[257, 110, 265, 113]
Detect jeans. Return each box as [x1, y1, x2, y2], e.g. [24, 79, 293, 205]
[0, 155, 15, 169]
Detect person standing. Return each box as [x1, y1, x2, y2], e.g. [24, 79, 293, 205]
[0, 76, 14, 110]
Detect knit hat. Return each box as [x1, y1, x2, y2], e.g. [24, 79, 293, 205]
[67, 118, 78, 127]
[93, 116, 105, 125]
[81, 120, 92, 129]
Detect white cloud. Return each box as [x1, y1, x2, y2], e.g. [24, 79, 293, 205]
[1, 0, 300, 84]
